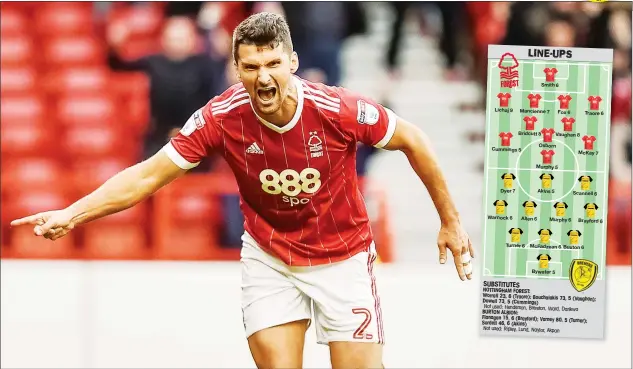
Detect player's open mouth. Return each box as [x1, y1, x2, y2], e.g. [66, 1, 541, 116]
[257, 87, 276, 103]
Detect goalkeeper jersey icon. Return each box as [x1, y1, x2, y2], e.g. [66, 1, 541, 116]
[537, 254, 552, 269]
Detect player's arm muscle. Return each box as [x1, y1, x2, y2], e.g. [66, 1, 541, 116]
[383, 117, 460, 224]
[66, 150, 187, 225]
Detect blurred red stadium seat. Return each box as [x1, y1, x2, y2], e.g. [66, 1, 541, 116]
[116, 36, 161, 61]
[607, 180, 632, 266]
[42, 36, 105, 67]
[110, 73, 150, 132]
[1, 158, 67, 194]
[107, 4, 164, 39]
[1, 125, 57, 159]
[125, 96, 151, 134]
[61, 126, 140, 162]
[82, 203, 149, 260]
[152, 174, 241, 261]
[70, 158, 134, 195]
[56, 94, 118, 126]
[111, 72, 150, 99]
[0, 67, 38, 96]
[43, 67, 111, 95]
[1, 37, 34, 67]
[0, 8, 27, 36]
[34, 3, 95, 36]
[153, 176, 218, 260]
[0, 95, 46, 125]
[3, 191, 77, 259]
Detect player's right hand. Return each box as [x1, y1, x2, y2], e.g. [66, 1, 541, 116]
[10, 209, 76, 241]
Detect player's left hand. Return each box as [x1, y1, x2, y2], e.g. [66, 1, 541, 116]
[437, 222, 474, 281]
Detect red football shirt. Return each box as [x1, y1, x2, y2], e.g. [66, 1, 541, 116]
[497, 93, 511, 107]
[558, 95, 572, 109]
[523, 116, 537, 131]
[544, 68, 558, 82]
[499, 132, 513, 146]
[164, 76, 397, 266]
[582, 135, 596, 150]
[541, 150, 555, 164]
[528, 93, 542, 108]
[588, 96, 602, 110]
[561, 117, 575, 132]
[541, 128, 555, 142]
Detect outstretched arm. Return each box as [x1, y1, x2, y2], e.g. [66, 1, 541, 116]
[382, 118, 460, 225]
[67, 150, 186, 225]
[11, 151, 187, 238]
[382, 117, 474, 280]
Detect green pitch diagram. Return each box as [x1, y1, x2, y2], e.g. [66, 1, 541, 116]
[481, 45, 613, 282]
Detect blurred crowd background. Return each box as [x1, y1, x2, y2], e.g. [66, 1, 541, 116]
[0, 1, 630, 265]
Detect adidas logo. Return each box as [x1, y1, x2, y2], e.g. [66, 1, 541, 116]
[246, 142, 264, 155]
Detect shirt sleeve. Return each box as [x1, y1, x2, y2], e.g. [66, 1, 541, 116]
[337, 88, 398, 148]
[162, 102, 220, 169]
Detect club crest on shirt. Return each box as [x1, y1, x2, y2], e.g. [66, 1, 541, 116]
[180, 109, 206, 137]
[308, 131, 323, 158]
[356, 100, 379, 125]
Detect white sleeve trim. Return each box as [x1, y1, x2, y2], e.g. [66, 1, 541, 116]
[374, 108, 397, 149]
[162, 142, 200, 170]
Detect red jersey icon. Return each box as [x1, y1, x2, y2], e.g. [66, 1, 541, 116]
[544, 68, 558, 82]
[541, 150, 555, 164]
[582, 135, 596, 150]
[498, 93, 511, 107]
[588, 96, 602, 110]
[561, 117, 575, 132]
[528, 93, 542, 109]
[558, 95, 572, 110]
[499, 132, 513, 146]
[523, 116, 537, 131]
[541, 128, 555, 142]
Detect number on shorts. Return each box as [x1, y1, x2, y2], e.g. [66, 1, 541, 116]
[259, 168, 321, 196]
[352, 308, 373, 340]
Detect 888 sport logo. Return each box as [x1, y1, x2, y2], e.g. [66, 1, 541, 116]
[259, 168, 322, 207]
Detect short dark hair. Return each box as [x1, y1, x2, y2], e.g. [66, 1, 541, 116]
[232, 12, 293, 63]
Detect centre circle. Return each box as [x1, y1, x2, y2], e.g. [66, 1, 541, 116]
[514, 138, 580, 203]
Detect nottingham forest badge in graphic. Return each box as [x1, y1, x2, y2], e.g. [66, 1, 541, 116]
[498, 52, 519, 88]
[569, 259, 598, 292]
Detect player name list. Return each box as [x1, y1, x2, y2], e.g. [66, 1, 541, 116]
[480, 278, 604, 338]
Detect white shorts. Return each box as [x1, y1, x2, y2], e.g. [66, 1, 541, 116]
[240, 232, 385, 345]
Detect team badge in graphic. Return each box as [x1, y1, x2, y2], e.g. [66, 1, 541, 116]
[569, 259, 598, 292]
[499, 52, 519, 88]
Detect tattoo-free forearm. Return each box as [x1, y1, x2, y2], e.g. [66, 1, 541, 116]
[402, 128, 460, 225]
[67, 162, 166, 226]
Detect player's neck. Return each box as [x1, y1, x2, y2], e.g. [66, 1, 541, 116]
[255, 84, 299, 127]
